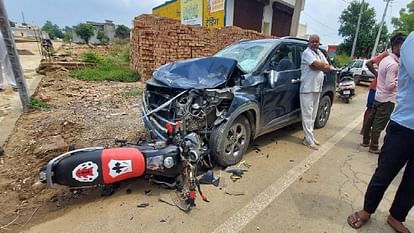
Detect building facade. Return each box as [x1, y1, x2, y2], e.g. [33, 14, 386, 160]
[72, 20, 116, 44]
[11, 23, 49, 41]
[153, 0, 304, 37]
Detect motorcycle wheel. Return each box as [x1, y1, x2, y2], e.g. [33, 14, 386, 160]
[345, 98, 350, 104]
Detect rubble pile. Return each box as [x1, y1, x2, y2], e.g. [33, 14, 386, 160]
[130, 14, 273, 80]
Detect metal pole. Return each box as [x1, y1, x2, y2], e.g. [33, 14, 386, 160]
[0, 0, 30, 112]
[371, 0, 391, 57]
[351, 0, 364, 59]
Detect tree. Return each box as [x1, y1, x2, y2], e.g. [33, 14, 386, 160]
[97, 30, 109, 44]
[337, 1, 389, 58]
[74, 23, 94, 44]
[392, 0, 414, 35]
[62, 26, 73, 43]
[115, 25, 130, 40]
[42, 20, 64, 39]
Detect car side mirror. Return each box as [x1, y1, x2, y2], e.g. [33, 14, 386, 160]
[269, 70, 279, 88]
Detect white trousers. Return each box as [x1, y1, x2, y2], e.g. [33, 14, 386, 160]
[0, 56, 16, 89]
[300, 92, 321, 145]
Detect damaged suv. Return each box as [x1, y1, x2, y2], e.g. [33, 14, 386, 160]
[142, 37, 336, 166]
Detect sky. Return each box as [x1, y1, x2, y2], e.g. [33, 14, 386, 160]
[4, 0, 412, 45]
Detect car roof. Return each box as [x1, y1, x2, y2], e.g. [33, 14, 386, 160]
[237, 37, 309, 46]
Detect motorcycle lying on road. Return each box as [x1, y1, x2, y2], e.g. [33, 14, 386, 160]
[336, 68, 356, 104]
[39, 122, 212, 212]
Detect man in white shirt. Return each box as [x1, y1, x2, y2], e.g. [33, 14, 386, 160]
[300, 34, 333, 150]
[0, 31, 17, 92]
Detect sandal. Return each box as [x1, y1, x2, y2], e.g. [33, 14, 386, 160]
[347, 211, 369, 229]
[387, 218, 411, 233]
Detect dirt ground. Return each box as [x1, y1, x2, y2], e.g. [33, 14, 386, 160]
[0, 43, 146, 232]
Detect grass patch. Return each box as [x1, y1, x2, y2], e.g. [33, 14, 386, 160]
[71, 44, 139, 82]
[120, 89, 142, 98]
[29, 97, 53, 110]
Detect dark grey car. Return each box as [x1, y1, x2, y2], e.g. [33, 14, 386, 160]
[142, 37, 336, 166]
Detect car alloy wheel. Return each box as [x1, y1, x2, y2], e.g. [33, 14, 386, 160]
[224, 122, 248, 158]
[210, 115, 251, 166]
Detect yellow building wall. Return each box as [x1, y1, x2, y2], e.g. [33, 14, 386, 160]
[152, 0, 181, 21]
[152, 0, 225, 28]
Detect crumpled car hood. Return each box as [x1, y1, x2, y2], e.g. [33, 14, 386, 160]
[152, 57, 238, 89]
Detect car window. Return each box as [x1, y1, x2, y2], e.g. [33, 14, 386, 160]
[214, 41, 275, 73]
[296, 45, 330, 66]
[268, 44, 297, 71]
[351, 60, 363, 68]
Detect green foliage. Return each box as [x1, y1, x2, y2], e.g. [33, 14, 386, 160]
[29, 97, 53, 110]
[63, 26, 73, 43]
[80, 52, 103, 63]
[63, 30, 73, 43]
[392, 1, 414, 35]
[97, 30, 110, 44]
[115, 25, 131, 40]
[42, 20, 64, 39]
[71, 51, 139, 82]
[334, 54, 351, 68]
[120, 89, 142, 97]
[338, 1, 389, 58]
[74, 23, 94, 44]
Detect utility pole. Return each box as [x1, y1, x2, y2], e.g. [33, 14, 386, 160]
[21, 11, 25, 24]
[0, 0, 30, 111]
[371, 0, 391, 57]
[351, 0, 364, 59]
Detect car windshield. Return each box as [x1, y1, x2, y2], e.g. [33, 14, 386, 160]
[214, 41, 275, 73]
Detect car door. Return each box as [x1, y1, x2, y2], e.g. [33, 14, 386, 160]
[260, 43, 301, 129]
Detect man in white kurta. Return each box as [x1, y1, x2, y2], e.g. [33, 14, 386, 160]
[0, 31, 17, 91]
[300, 34, 332, 150]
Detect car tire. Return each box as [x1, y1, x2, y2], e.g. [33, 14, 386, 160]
[353, 75, 361, 85]
[315, 95, 332, 129]
[210, 115, 251, 167]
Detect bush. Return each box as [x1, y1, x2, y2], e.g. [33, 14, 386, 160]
[334, 54, 351, 68]
[80, 52, 103, 63]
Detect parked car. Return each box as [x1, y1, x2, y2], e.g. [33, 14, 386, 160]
[142, 37, 336, 166]
[340, 59, 375, 84]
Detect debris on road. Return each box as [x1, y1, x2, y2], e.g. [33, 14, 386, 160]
[137, 203, 150, 208]
[144, 189, 152, 196]
[199, 170, 220, 187]
[225, 190, 246, 196]
[225, 166, 247, 177]
[159, 193, 176, 207]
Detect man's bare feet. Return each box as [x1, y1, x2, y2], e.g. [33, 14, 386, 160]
[387, 215, 411, 233]
[347, 210, 371, 229]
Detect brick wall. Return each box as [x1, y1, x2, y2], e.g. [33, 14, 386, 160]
[130, 14, 273, 80]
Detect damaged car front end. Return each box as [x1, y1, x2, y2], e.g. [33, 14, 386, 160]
[142, 56, 242, 144]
